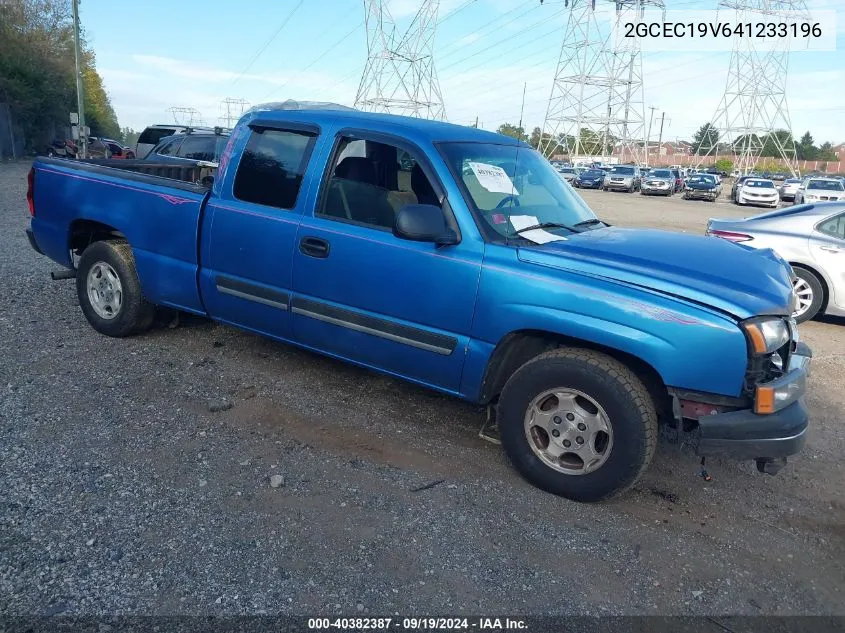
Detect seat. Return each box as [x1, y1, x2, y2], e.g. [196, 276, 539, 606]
[335, 156, 378, 185]
[329, 156, 396, 229]
[411, 163, 439, 207]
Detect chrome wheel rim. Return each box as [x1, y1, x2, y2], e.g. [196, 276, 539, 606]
[524, 388, 614, 476]
[86, 261, 123, 320]
[792, 277, 813, 317]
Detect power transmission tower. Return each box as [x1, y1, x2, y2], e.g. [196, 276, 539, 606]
[540, 0, 662, 165]
[355, 0, 446, 120]
[167, 107, 203, 126]
[695, 0, 810, 175]
[219, 98, 251, 127]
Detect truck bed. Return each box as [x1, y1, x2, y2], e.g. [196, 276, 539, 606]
[78, 158, 214, 185]
[29, 157, 210, 313]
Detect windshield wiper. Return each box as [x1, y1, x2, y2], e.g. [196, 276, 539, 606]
[572, 218, 605, 228]
[511, 222, 578, 237]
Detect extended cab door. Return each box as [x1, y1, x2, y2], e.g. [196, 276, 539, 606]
[289, 130, 484, 393]
[198, 120, 323, 339]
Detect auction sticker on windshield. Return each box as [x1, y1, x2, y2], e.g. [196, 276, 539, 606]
[469, 162, 519, 195]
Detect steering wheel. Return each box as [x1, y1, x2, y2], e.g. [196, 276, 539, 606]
[495, 195, 520, 209]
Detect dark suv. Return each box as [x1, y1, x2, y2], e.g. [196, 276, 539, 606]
[145, 128, 231, 165]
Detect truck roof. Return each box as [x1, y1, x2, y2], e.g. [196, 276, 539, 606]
[242, 107, 524, 146]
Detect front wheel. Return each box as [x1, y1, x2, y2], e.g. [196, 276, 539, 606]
[792, 268, 824, 323]
[498, 348, 658, 502]
[76, 240, 155, 337]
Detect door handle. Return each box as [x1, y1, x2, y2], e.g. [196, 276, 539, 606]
[299, 236, 330, 258]
[819, 246, 843, 253]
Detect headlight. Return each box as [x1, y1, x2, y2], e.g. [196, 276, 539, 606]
[742, 317, 790, 354]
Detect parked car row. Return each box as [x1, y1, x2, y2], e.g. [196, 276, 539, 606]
[43, 137, 134, 160]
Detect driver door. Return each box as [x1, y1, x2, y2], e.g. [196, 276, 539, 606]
[290, 131, 484, 392]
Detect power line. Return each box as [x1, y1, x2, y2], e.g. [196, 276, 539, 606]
[256, 19, 364, 103]
[229, 0, 306, 88]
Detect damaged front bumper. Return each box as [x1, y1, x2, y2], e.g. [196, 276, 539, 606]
[693, 342, 812, 463]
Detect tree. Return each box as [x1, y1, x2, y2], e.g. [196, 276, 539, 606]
[818, 141, 836, 161]
[692, 122, 719, 155]
[0, 0, 121, 149]
[528, 126, 560, 157]
[760, 129, 794, 158]
[797, 132, 817, 161]
[121, 127, 139, 146]
[714, 158, 733, 172]
[496, 123, 527, 142]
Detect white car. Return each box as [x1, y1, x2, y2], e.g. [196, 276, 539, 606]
[736, 178, 779, 208]
[795, 178, 845, 204]
[779, 178, 803, 202]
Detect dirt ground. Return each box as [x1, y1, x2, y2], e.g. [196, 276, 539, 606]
[1, 162, 843, 616]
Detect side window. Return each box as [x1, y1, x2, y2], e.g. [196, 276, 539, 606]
[233, 127, 316, 210]
[156, 138, 181, 156]
[817, 213, 845, 240]
[316, 136, 440, 231]
[177, 136, 215, 161]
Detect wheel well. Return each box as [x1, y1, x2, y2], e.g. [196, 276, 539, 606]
[790, 262, 829, 312]
[69, 220, 126, 254]
[479, 330, 671, 419]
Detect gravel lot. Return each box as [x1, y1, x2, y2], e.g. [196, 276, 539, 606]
[1, 161, 843, 616]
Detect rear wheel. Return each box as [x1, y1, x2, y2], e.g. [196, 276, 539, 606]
[498, 348, 657, 502]
[76, 240, 155, 337]
[792, 268, 824, 323]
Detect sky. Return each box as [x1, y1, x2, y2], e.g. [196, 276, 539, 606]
[81, 0, 845, 145]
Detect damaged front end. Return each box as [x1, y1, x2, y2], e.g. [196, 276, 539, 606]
[669, 317, 812, 476]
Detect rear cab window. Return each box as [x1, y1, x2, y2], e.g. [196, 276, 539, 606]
[233, 127, 317, 210]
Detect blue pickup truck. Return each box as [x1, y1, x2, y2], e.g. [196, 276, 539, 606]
[25, 105, 812, 502]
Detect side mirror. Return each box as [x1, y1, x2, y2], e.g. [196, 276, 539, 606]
[394, 204, 457, 245]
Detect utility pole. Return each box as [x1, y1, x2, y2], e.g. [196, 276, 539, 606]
[645, 105, 657, 167]
[518, 82, 527, 140]
[71, 0, 87, 158]
[657, 111, 666, 154]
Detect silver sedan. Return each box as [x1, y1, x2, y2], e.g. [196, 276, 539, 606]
[706, 202, 845, 323]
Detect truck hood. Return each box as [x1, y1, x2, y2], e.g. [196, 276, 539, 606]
[517, 226, 793, 319]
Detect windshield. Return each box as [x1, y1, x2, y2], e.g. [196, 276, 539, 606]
[439, 142, 596, 239]
[559, 168, 576, 174]
[610, 166, 635, 175]
[650, 170, 672, 177]
[785, 179, 801, 184]
[688, 175, 716, 184]
[581, 170, 603, 177]
[808, 180, 844, 191]
[745, 180, 775, 188]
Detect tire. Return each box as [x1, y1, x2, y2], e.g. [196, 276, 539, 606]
[792, 267, 824, 323]
[498, 347, 658, 502]
[76, 240, 155, 337]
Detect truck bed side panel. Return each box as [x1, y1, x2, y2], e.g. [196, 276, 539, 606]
[32, 159, 208, 312]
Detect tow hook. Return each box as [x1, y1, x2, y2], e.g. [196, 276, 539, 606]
[756, 457, 787, 475]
